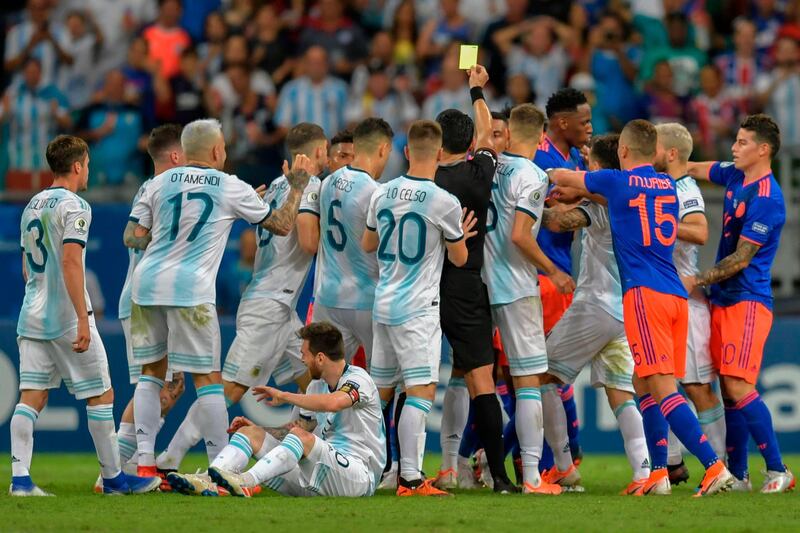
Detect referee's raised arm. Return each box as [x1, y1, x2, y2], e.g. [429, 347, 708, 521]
[469, 65, 494, 153]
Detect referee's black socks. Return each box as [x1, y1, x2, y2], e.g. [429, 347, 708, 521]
[473, 393, 510, 482]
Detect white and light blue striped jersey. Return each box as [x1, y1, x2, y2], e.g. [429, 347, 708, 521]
[18, 187, 93, 339]
[674, 176, 706, 278]
[315, 166, 380, 311]
[482, 152, 548, 305]
[242, 175, 321, 308]
[421, 87, 472, 120]
[275, 76, 349, 137]
[118, 180, 150, 319]
[367, 176, 464, 325]
[318, 365, 386, 488]
[129, 166, 271, 307]
[1, 82, 70, 171]
[5, 21, 69, 87]
[574, 201, 623, 321]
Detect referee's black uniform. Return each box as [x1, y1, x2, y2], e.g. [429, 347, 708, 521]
[435, 148, 498, 373]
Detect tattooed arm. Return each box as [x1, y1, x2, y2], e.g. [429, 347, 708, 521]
[259, 154, 313, 237]
[542, 207, 590, 233]
[123, 221, 152, 250]
[263, 417, 318, 441]
[683, 238, 760, 292]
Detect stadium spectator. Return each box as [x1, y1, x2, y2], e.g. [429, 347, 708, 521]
[249, 4, 294, 89]
[752, 0, 786, 53]
[347, 62, 419, 134]
[154, 47, 206, 125]
[275, 46, 349, 138]
[416, 0, 471, 76]
[481, 0, 529, 96]
[223, 0, 255, 35]
[640, 12, 706, 97]
[142, 0, 191, 79]
[715, 18, 766, 100]
[689, 64, 739, 160]
[179, 0, 221, 42]
[388, 0, 419, 69]
[299, 0, 369, 80]
[122, 37, 157, 129]
[77, 70, 144, 186]
[207, 35, 276, 118]
[197, 11, 228, 79]
[352, 32, 404, 98]
[643, 60, 687, 124]
[422, 47, 471, 118]
[756, 35, 800, 148]
[59, 10, 102, 110]
[0, 58, 70, 174]
[492, 72, 534, 110]
[4, 0, 72, 88]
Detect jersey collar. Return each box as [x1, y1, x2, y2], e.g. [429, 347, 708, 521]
[742, 172, 772, 187]
[543, 134, 570, 161]
[328, 363, 350, 392]
[404, 175, 429, 182]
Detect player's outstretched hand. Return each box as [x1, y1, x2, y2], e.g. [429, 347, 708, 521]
[228, 416, 255, 433]
[468, 64, 489, 88]
[253, 385, 286, 406]
[550, 185, 585, 203]
[549, 270, 576, 294]
[285, 154, 313, 191]
[461, 208, 478, 240]
[254, 184, 267, 198]
[72, 316, 90, 353]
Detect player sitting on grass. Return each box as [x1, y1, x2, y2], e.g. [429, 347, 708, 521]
[168, 322, 386, 497]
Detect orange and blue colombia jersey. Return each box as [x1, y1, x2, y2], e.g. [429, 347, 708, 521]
[708, 162, 785, 309]
[583, 164, 687, 298]
[533, 136, 586, 274]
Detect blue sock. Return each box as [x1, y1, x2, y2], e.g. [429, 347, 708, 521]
[639, 394, 669, 470]
[736, 391, 785, 473]
[11, 475, 34, 490]
[560, 385, 580, 452]
[660, 392, 718, 469]
[724, 399, 750, 479]
[458, 404, 479, 458]
[539, 440, 554, 472]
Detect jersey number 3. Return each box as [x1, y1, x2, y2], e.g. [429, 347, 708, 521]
[168, 192, 213, 242]
[628, 194, 677, 247]
[25, 219, 48, 272]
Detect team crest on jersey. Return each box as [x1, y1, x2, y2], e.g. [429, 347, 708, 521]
[307, 191, 319, 203]
[74, 218, 88, 234]
[250, 365, 262, 378]
[720, 161, 734, 168]
[339, 380, 360, 404]
[531, 191, 542, 204]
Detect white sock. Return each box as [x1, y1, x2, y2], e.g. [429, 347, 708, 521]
[541, 384, 572, 471]
[211, 433, 253, 473]
[243, 433, 303, 486]
[614, 399, 650, 480]
[440, 377, 469, 471]
[10, 403, 38, 478]
[134, 375, 164, 467]
[156, 401, 203, 470]
[195, 384, 228, 464]
[117, 422, 137, 465]
[398, 396, 432, 482]
[667, 428, 683, 466]
[697, 403, 726, 460]
[515, 387, 543, 486]
[87, 404, 122, 479]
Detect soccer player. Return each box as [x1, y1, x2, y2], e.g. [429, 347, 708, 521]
[653, 123, 726, 484]
[534, 87, 593, 465]
[171, 322, 386, 498]
[363, 120, 476, 496]
[328, 129, 355, 173]
[539, 134, 650, 494]
[433, 65, 515, 493]
[686, 114, 795, 493]
[114, 125, 188, 479]
[154, 123, 325, 473]
[549, 119, 733, 497]
[124, 118, 313, 477]
[483, 103, 574, 495]
[11, 135, 159, 496]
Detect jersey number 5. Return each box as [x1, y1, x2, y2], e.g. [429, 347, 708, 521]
[376, 209, 426, 265]
[167, 192, 213, 242]
[628, 194, 677, 247]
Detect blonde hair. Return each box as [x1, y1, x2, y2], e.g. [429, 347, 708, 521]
[407, 120, 442, 159]
[655, 123, 693, 162]
[181, 119, 223, 159]
[620, 119, 657, 158]
[509, 104, 546, 142]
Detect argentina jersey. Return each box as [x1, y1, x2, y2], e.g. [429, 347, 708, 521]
[366, 176, 464, 325]
[130, 165, 271, 307]
[315, 166, 379, 311]
[482, 152, 549, 305]
[119, 180, 150, 320]
[18, 187, 92, 339]
[242, 175, 321, 308]
[673, 176, 706, 277]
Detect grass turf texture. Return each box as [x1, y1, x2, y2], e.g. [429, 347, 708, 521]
[1, 453, 797, 532]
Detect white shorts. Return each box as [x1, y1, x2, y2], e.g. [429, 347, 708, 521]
[312, 304, 373, 367]
[130, 303, 220, 375]
[265, 434, 374, 497]
[491, 297, 547, 377]
[18, 321, 112, 400]
[680, 295, 714, 385]
[222, 298, 303, 388]
[121, 317, 174, 384]
[545, 301, 635, 393]
[371, 314, 441, 388]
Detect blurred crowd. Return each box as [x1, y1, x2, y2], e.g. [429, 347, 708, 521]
[3, 0, 800, 189]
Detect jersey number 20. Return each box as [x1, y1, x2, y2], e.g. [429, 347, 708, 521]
[377, 209, 426, 265]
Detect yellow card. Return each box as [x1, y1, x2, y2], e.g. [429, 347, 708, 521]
[459, 45, 478, 70]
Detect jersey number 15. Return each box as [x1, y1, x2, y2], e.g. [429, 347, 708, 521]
[628, 194, 677, 247]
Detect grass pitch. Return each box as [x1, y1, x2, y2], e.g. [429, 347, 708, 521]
[0, 453, 797, 532]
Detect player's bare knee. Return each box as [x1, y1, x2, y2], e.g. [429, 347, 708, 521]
[683, 383, 719, 411]
[406, 383, 436, 401]
[289, 426, 315, 454]
[192, 371, 221, 388]
[238, 425, 266, 450]
[19, 390, 49, 412]
[604, 387, 633, 410]
[720, 375, 755, 402]
[223, 381, 247, 405]
[86, 387, 114, 406]
[142, 358, 168, 379]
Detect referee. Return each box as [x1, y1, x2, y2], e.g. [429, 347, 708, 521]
[434, 65, 515, 493]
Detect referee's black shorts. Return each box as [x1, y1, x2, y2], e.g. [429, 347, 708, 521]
[440, 267, 494, 373]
